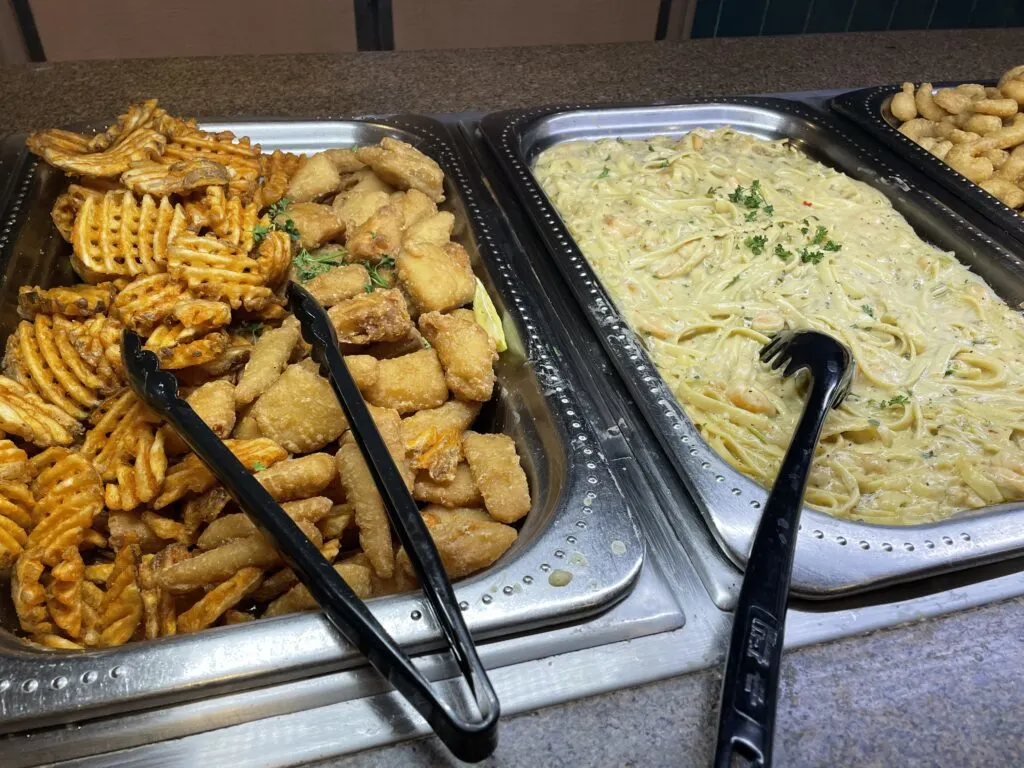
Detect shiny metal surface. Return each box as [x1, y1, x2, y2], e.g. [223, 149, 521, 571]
[0, 118, 644, 732]
[480, 98, 1024, 598]
[831, 83, 1024, 248]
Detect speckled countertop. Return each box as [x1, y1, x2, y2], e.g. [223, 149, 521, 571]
[4, 29, 1024, 766]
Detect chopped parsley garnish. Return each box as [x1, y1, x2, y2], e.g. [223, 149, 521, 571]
[725, 274, 741, 288]
[745, 210, 758, 222]
[294, 247, 348, 282]
[279, 218, 301, 241]
[763, 204, 774, 216]
[880, 393, 910, 408]
[730, 180, 772, 220]
[648, 144, 656, 152]
[861, 304, 875, 318]
[744, 234, 768, 255]
[252, 462, 267, 472]
[775, 244, 792, 262]
[657, 160, 670, 168]
[799, 247, 825, 265]
[257, 196, 302, 244]
[921, 450, 935, 459]
[944, 363, 955, 377]
[811, 225, 829, 244]
[598, 167, 610, 179]
[267, 197, 290, 219]
[364, 255, 396, 292]
[237, 321, 264, 343]
[706, 186, 720, 196]
[252, 222, 272, 246]
[868, 418, 880, 427]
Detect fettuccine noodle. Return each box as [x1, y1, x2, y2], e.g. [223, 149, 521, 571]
[534, 128, 1024, 524]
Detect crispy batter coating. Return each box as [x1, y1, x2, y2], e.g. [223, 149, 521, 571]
[396, 241, 476, 314]
[419, 310, 497, 402]
[396, 506, 516, 581]
[462, 432, 531, 524]
[401, 400, 480, 482]
[305, 264, 371, 307]
[250, 364, 348, 453]
[356, 138, 445, 203]
[403, 211, 454, 247]
[413, 463, 483, 508]
[154, 438, 287, 509]
[327, 288, 412, 345]
[364, 349, 449, 414]
[277, 202, 344, 250]
[345, 203, 404, 263]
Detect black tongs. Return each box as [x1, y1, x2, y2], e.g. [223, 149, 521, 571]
[121, 282, 499, 763]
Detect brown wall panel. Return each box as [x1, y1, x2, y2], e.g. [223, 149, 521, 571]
[30, 0, 357, 61]
[393, 0, 661, 50]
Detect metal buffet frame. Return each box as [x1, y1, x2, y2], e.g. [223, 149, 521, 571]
[0, 115, 645, 732]
[831, 82, 1024, 248]
[480, 96, 1024, 597]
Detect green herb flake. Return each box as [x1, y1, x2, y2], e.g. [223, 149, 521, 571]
[252, 462, 267, 472]
[822, 240, 842, 252]
[598, 167, 610, 179]
[944, 363, 955, 377]
[725, 274, 741, 288]
[745, 210, 758, 222]
[774, 244, 792, 262]
[868, 418, 880, 427]
[861, 304, 875, 318]
[294, 247, 348, 282]
[880, 393, 910, 408]
[267, 197, 290, 219]
[252, 222, 271, 246]
[921, 450, 935, 459]
[364, 255, 396, 292]
[811, 225, 829, 245]
[799, 247, 825, 265]
[658, 160, 670, 168]
[237, 321, 264, 343]
[749, 427, 768, 444]
[744, 234, 768, 255]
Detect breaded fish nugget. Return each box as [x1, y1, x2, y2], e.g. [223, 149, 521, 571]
[305, 264, 370, 307]
[396, 506, 517, 580]
[462, 432, 531, 524]
[255, 453, 337, 502]
[251, 364, 348, 453]
[413, 463, 483, 508]
[336, 432, 393, 578]
[419, 309, 497, 402]
[364, 349, 448, 414]
[234, 324, 300, 406]
[327, 288, 412, 345]
[396, 241, 476, 314]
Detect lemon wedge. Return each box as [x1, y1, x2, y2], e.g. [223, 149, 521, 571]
[473, 278, 507, 353]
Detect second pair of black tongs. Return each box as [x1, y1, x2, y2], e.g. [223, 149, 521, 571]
[122, 282, 499, 763]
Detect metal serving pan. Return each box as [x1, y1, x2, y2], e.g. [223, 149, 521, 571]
[0, 116, 644, 732]
[480, 96, 1024, 597]
[831, 82, 1024, 247]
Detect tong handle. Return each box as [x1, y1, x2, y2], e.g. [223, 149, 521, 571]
[122, 326, 497, 763]
[714, 372, 845, 768]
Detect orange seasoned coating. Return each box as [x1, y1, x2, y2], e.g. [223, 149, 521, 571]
[4, 103, 529, 651]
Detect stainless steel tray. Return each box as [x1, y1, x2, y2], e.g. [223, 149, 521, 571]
[831, 82, 1024, 247]
[480, 97, 1024, 597]
[0, 116, 644, 733]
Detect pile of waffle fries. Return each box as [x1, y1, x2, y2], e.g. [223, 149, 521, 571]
[0, 100, 529, 649]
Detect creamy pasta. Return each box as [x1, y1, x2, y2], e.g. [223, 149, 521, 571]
[534, 128, 1024, 525]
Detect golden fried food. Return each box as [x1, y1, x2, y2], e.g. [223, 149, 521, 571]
[396, 507, 516, 581]
[401, 400, 480, 482]
[462, 432, 531, 524]
[18, 283, 116, 320]
[121, 158, 230, 197]
[327, 288, 412, 345]
[396, 241, 476, 314]
[0, 375, 80, 446]
[364, 349, 449, 414]
[893, 67, 1024, 212]
[356, 138, 445, 203]
[5, 102, 530, 650]
[276, 202, 344, 249]
[305, 264, 371, 307]
[250, 364, 348, 453]
[419, 309, 497, 402]
[72, 191, 189, 282]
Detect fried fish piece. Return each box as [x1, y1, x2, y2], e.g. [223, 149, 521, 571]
[333, 181, 391, 234]
[250, 363, 348, 453]
[304, 264, 371, 307]
[234, 324, 300, 406]
[255, 453, 337, 502]
[197, 497, 332, 549]
[396, 241, 476, 314]
[336, 432, 393, 579]
[163, 379, 236, 455]
[392, 189, 437, 230]
[364, 349, 448, 414]
[462, 432, 531, 524]
[355, 138, 445, 203]
[121, 158, 230, 197]
[0, 374, 79, 447]
[395, 506, 517, 581]
[154, 438, 287, 508]
[18, 283, 117, 321]
[403, 211, 454, 248]
[285, 152, 343, 203]
[276, 202, 344, 250]
[322, 147, 366, 174]
[419, 309, 497, 402]
[264, 562, 371, 617]
[326, 288, 412, 345]
[71, 191, 190, 282]
[168, 234, 274, 311]
[345, 203, 404, 263]
[401, 400, 480, 483]
[413, 463, 483, 508]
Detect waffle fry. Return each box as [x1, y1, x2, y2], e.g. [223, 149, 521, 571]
[256, 149, 305, 209]
[29, 450, 104, 563]
[98, 542, 144, 647]
[46, 546, 85, 640]
[81, 390, 166, 510]
[71, 191, 189, 282]
[111, 273, 191, 334]
[121, 158, 230, 197]
[51, 183, 120, 242]
[154, 438, 287, 508]
[168, 234, 274, 311]
[67, 315, 125, 387]
[0, 375, 80, 447]
[28, 126, 166, 178]
[162, 129, 261, 201]
[18, 283, 117, 320]
[0, 480, 33, 568]
[177, 567, 262, 633]
[0, 438, 31, 482]
[12, 548, 52, 635]
[254, 230, 293, 288]
[87, 99, 167, 151]
[139, 546, 184, 639]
